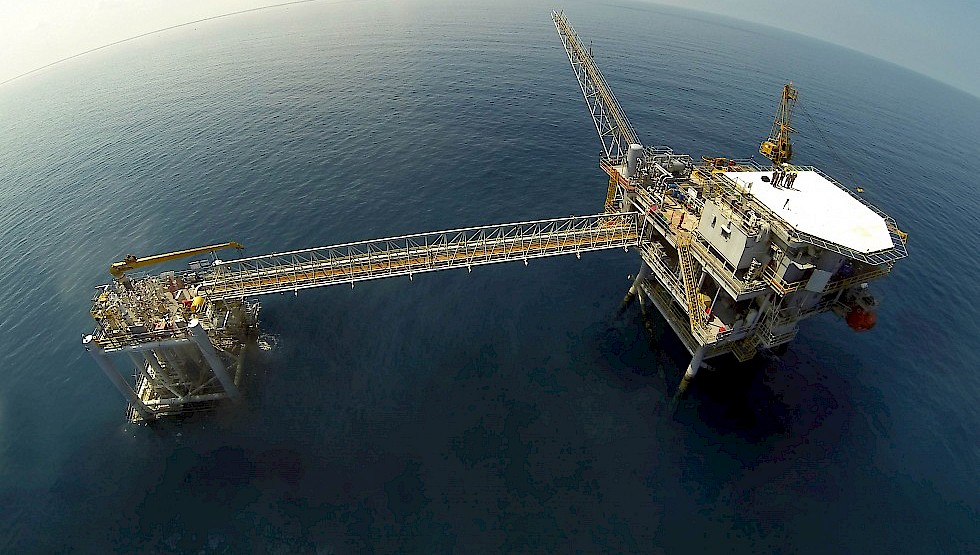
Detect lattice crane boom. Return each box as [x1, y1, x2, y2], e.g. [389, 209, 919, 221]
[552, 10, 640, 161]
[759, 82, 798, 164]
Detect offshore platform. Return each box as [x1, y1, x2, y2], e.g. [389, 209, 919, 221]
[83, 12, 907, 422]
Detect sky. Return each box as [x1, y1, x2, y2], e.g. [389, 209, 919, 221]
[649, 0, 978, 98]
[0, 0, 977, 97]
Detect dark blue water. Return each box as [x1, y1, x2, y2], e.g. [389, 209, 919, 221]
[1, 0, 978, 552]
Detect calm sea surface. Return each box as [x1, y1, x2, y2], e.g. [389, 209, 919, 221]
[1, 0, 977, 552]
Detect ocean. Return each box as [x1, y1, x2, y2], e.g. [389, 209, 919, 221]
[1, 0, 977, 552]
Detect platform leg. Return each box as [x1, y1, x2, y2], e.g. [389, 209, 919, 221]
[84, 335, 154, 421]
[637, 290, 667, 384]
[669, 345, 705, 413]
[188, 319, 240, 400]
[618, 262, 651, 314]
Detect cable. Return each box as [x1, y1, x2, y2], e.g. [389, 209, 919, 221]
[798, 99, 865, 193]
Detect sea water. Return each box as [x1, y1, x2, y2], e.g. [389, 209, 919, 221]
[0, 0, 977, 552]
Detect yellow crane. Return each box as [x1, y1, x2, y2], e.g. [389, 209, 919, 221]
[759, 82, 798, 164]
[109, 242, 244, 278]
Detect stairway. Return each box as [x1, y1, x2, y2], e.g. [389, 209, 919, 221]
[731, 333, 761, 362]
[676, 232, 707, 335]
[604, 173, 618, 212]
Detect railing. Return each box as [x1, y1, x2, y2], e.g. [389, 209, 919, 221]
[763, 261, 891, 297]
[824, 264, 891, 292]
[604, 173, 619, 212]
[714, 320, 759, 344]
[632, 185, 768, 298]
[789, 225, 906, 266]
[642, 242, 764, 345]
[639, 243, 685, 305]
[762, 264, 808, 295]
[730, 333, 762, 362]
[93, 327, 190, 351]
[203, 213, 640, 300]
[689, 233, 769, 296]
[711, 167, 907, 265]
[637, 279, 702, 354]
[760, 326, 799, 346]
[757, 294, 847, 343]
[714, 173, 794, 238]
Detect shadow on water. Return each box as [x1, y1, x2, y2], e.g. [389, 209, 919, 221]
[595, 300, 797, 440]
[685, 354, 794, 440]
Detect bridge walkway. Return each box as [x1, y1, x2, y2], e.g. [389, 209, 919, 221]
[203, 213, 640, 300]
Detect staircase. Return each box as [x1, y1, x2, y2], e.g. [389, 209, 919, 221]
[604, 173, 618, 212]
[730, 333, 761, 362]
[676, 232, 707, 335]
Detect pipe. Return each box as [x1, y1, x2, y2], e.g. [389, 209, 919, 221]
[144, 392, 230, 407]
[708, 287, 722, 316]
[111, 338, 190, 354]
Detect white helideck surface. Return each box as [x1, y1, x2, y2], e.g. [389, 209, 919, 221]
[723, 170, 893, 253]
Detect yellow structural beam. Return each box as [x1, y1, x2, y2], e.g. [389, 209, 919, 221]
[110, 242, 244, 278]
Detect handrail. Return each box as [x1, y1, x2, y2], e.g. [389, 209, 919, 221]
[689, 233, 768, 296]
[708, 168, 907, 265]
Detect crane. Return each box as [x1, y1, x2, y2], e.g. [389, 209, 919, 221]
[759, 82, 798, 164]
[109, 242, 244, 278]
[552, 11, 645, 213]
[552, 11, 639, 162]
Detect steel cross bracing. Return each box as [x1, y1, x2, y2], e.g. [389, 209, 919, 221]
[203, 213, 640, 300]
[552, 11, 639, 161]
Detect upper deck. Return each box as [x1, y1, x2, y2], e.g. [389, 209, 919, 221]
[721, 169, 893, 254]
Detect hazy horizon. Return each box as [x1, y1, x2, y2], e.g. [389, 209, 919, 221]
[0, 0, 977, 99]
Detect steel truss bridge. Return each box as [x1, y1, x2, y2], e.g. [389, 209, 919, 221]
[203, 213, 640, 300]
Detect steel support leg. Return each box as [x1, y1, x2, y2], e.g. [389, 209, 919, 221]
[669, 345, 705, 414]
[619, 262, 651, 313]
[677, 345, 705, 395]
[187, 319, 240, 399]
[83, 335, 154, 421]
